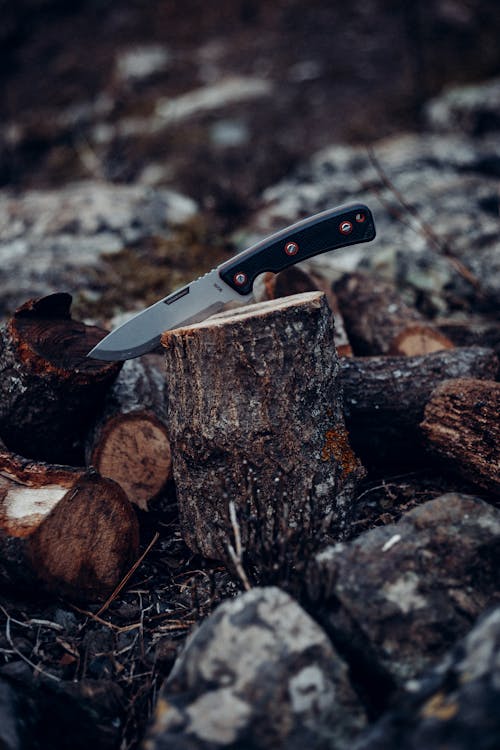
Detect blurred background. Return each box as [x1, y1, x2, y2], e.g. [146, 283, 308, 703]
[3, 0, 500, 226]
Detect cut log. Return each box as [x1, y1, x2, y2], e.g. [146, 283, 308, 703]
[340, 347, 498, 466]
[0, 294, 122, 463]
[334, 272, 454, 356]
[420, 378, 500, 493]
[0, 449, 139, 599]
[435, 315, 500, 360]
[254, 267, 353, 355]
[86, 354, 171, 511]
[161, 291, 364, 565]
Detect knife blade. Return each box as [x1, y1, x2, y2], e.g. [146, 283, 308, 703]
[88, 203, 376, 361]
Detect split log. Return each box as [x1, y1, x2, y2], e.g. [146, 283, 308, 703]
[254, 266, 353, 355]
[161, 291, 364, 564]
[340, 347, 498, 466]
[0, 449, 139, 599]
[334, 272, 454, 356]
[0, 294, 122, 463]
[421, 378, 500, 493]
[86, 354, 171, 511]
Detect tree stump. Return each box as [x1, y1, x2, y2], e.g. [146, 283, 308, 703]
[340, 347, 498, 466]
[161, 291, 364, 564]
[0, 449, 139, 600]
[0, 294, 121, 463]
[86, 354, 171, 510]
[254, 266, 353, 355]
[421, 378, 500, 493]
[334, 272, 454, 356]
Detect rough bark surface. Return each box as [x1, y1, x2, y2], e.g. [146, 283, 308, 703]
[308, 493, 500, 697]
[161, 291, 364, 562]
[0, 294, 121, 463]
[340, 347, 498, 465]
[421, 377, 500, 493]
[334, 272, 454, 356]
[254, 267, 353, 355]
[86, 354, 171, 510]
[353, 606, 500, 750]
[145, 587, 366, 750]
[0, 449, 139, 600]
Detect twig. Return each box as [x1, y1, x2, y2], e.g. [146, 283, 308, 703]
[96, 532, 160, 617]
[0, 605, 61, 682]
[367, 146, 483, 293]
[227, 500, 252, 591]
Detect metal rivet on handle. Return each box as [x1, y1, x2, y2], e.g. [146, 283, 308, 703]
[284, 241, 299, 256]
[339, 220, 353, 235]
[355, 213, 366, 223]
[233, 272, 248, 286]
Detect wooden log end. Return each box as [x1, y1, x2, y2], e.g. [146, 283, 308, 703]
[90, 411, 171, 511]
[389, 324, 455, 356]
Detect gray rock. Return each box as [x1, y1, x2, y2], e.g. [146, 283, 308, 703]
[425, 77, 500, 135]
[353, 605, 500, 750]
[239, 121, 500, 312]
[0, 181, 197, 317]
[145, 586, 366, 750]
[308, 493, 500, 689]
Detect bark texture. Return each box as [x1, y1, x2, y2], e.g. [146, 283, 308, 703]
[0, 449, 139, 600]
[0, 294, 121, 463]
[161, 291, 364, 563]
[334, 272, 454, 356]
[86, 354, 171, 510]
[340, 347, 498, 465]
[421, 377, 500, 493]
[254, 267, 353, 355]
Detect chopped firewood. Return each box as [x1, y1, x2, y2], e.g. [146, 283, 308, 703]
[420, 378, 500, 493]
[435, 315, 500, 359]
[161, 291, 364, 564]
[254, 266, 353, 355]
[0, 448, 139, 600]
[334, 272, 454, 356]
[0, 294, 122, 463]
[340, 347, 498, 466]
[86, 354, 171, 511]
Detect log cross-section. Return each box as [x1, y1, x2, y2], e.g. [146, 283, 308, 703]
[161, 291, 364, 564]
[0, 294, 122, 463]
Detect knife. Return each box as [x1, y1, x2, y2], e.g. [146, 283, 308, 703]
[88, 203, 376, 361]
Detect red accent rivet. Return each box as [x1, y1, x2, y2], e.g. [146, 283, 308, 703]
[233, 271, 248, 286]
[355, 213, 366, 223]
[339, 220, 353, 235]
[285, 241, 299, 256]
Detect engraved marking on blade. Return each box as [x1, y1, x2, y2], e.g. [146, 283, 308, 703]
[213, 282, 224, 292]
[164, 286, 190, 305]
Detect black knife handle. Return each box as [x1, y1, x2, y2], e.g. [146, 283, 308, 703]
[218, 203, 376, 295]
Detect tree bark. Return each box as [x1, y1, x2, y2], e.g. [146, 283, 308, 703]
[253, 267, 353, 355]
[435, 315, 500, 360]
[340, 347, 498, 466]
[420, 378, 500, 493]
[86, 354, 171, 511]
[0, 449, 139, 600]
[334, 272, 454, 356]
[0, 294, 121, 463]
[161, 291, 364, 564]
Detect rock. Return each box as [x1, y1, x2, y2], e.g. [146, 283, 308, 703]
[145, 586, 366, 750]
[308, 493, 500, 696]
[353, 605, 500, 750]
[240, 118, 500, 312]
[425, 77, 500, 135]
[0, 181, 197, 317]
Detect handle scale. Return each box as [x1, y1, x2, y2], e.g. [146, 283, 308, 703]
[219, 203, 376, 295]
